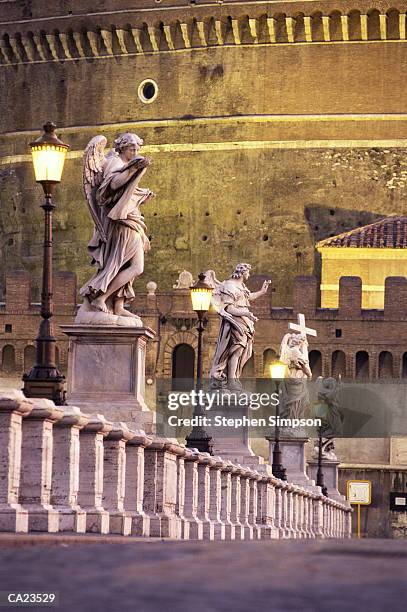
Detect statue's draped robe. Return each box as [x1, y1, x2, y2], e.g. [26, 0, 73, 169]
[80, 155, 151, 302]
[280, 347, 310, 420]
[210, 280, 254, 381]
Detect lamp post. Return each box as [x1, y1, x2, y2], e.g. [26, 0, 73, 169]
[185, 272, 213, 454]
[269, 360, 287, 481]
[316, 426, 328, 497]
[22, 122, 69, 405]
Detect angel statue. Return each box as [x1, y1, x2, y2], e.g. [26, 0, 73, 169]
[279, 332, 312, 423]
[76, 132, 155, 326]
[206, 263, 271, 392]
[312, 377, 344, 461]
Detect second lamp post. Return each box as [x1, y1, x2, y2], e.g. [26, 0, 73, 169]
[185, 272, 213, 453]
[269, 360, 287, 481]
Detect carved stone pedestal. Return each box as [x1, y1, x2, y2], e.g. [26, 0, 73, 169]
[211, 403, 270, 473]
[267, 436, 318, 490]
[308, 459, 347, 504]
[61, 325, 155, 431]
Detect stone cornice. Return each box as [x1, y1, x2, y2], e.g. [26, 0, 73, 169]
[0, 2, 406, 65]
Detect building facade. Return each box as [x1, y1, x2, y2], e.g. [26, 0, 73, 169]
[2, 1, 407, 304]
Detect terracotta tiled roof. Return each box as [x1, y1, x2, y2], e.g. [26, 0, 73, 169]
[317, 216, 407, 249]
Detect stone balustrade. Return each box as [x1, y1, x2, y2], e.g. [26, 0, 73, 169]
[0, 4, 405, 66]
[0, 390, 351, 539]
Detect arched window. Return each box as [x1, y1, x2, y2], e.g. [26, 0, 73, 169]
[263, 348, 277, 376]
[348, 10, 361, 40]
[329, 11, 343, 41]
[2, 345, 15, 371]
[378, 351, 393, 378]
[367, 9, 381, 39]
[309, 350, 322, 378]
[311, 12, 324, 42]
[172, 344, 195, 390]
[356, 351, 369, 379]
[332, 350, 346, 377]
[294, 13, 306, 42]
[387, 10, 400, 39]
[242, 354, 255, 378]
[402, 352, 407, 378]
[24, 345, 36, 372]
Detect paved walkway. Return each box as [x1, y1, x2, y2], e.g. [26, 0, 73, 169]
[0, 536, 406, 611]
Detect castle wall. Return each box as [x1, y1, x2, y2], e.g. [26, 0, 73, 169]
[320, 248, 407, 308]
[4, 272, 406, 381]
[1, 2, 407, 301]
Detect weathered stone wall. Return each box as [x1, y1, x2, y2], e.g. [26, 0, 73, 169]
[339, 466, 407, 538]
[2, 2, 407, 301]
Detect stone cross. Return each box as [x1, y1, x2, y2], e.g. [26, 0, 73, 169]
[289, 312, 317, 339]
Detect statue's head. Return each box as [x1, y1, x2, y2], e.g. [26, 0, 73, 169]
[231, 262, 252, 281]
[114, 133, 144, 161]
[288, 333, 306, 347]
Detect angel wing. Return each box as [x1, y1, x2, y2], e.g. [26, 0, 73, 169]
[83, 135, 108, 242]
[203, 269, 222, 289]
[202, 270, 224, 311]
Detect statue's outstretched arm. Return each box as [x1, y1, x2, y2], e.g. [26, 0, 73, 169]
[248, 280, 271, 302]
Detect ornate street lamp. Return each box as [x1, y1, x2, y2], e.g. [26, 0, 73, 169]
[22, 122, 69, 405]
[269, 360, 287, 480]
[316, 425, 328, 497]
[185, 273, 214, 453]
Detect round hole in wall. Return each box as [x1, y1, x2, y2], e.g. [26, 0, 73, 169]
[202, 235, 208, 241]
[138, 79, 158, 104]
[263, 235, 269, 241]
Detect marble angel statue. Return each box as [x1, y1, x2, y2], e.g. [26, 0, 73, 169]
[279, 332, 312, 421]
[76, 132, 155, 326]
[205, 263, 271, 391]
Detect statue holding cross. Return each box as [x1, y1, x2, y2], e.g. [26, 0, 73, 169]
[279, 313, 317, 421]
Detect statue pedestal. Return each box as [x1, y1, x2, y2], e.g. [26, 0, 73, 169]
[61, 326, 155, 432]
[307, 459, 348, 503]
[267, 436, 318, 489]
[211, 403, 271, 473]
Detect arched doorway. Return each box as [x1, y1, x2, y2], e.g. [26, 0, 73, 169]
[172, 343, 195, 390]
[24, 345, 36, 372]
[356, 351, 369, 379]
[2, 345, 15, 372]
[242, 354, 255, 378]
[378, 351, 393, 378]
[332, 350, 346, 377]
[309, 350, 322, 378]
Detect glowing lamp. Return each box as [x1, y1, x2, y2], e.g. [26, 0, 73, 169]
[190, 273, 213, 313]
[30, 122, 69, 185]
[269, 360, 287, 380]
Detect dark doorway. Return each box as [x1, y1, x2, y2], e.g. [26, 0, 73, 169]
[356, 351, 369, 379]
[378, 351, 393, 378]
[332, 350, 346, 377]
[309, 350, 322, 378]
[24, 345, 36, 372]
[172, 343, 195, 390]
[2, 345, 15, 371]
[242, 354, 255, 378]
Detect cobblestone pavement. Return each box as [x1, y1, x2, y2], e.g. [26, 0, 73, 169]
[0, 536, 406, 612]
